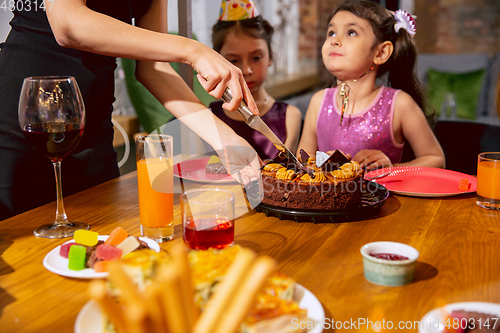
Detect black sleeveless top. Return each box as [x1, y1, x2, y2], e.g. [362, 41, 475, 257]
[0, 0, 153, 220]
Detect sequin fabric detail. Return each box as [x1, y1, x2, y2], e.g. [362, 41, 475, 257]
[316, 86, 404, 164]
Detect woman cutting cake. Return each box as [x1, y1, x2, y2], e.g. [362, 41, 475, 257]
[0, 0, 261, 220]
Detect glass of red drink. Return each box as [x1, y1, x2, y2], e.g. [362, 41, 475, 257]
[181, 189, 235, 250]
[18, 76, 88, 238]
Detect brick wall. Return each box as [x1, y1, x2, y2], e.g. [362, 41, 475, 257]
[422, 0, 500, 53]
[298, 0, 500, 86]
[298, 0, 320, 72]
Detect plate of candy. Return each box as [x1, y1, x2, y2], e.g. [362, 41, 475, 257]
[43, 227, 160, 279]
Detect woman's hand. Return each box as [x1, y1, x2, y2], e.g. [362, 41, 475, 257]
[188, 43, 258, 115]
[216, 136, 264, 209]
[216, 136, 262, 186]
[352, 149, 392, 171]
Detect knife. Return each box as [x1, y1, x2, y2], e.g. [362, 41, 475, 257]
[221, 88, 303, 167]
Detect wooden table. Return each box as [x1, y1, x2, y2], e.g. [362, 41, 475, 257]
[1, 171, 499, 333]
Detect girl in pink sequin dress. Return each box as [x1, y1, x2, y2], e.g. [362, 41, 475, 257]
[297, 0, 445, 171]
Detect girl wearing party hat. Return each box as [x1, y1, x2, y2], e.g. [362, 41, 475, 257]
[210, 0, 303, 161]
[297, 0, 445, 171]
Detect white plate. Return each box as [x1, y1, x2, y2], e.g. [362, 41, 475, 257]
[43, 235, 160, 279]
[419, 302, 500, 333]
[75, 283, 326, 333]
[296, 284, 326, 333]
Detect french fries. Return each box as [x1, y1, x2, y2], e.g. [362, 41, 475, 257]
[88, 244, 276, 333]
[193, 248, 257, 333]
[88, 280, 128, 333]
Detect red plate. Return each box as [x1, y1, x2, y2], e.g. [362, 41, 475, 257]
[365, 167, 477, 197]
[173, 158, 236, 183]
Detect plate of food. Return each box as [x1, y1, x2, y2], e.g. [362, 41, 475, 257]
[419, 302, 500, 333]
[43, 230, 160, 279]
[75, 283, 325, 333]
[365, 167, 477, 197]
[173, 156, 236, 183]
[75, 245, 326, 333]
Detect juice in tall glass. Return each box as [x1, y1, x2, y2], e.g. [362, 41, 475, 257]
[137, 156, 174, 241]
[476, 152, 500, 210]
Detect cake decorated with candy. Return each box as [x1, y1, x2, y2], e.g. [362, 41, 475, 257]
[261, 149, 364, 210]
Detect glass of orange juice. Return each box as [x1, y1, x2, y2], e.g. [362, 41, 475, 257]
[136, 134, 174, 242]
[476, 152, 500, 210]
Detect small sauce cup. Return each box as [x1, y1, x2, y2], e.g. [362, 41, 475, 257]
[360, 241, 419, 287]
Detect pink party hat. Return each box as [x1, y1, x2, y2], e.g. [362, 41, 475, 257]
[219, 0, 260, 21]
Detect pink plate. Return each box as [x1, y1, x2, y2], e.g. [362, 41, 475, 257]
[365, 167, 477, 197]
[173, 158, 236, 184]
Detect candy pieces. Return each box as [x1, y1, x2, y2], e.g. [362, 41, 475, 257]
[74, 230, 99, 247]
[59, 242, 77, 259]
[104, 227, 128, 246]
[459, 179, 470, 191]
[62, 229, 150, 272]
[207, 155, 221, 164]
[93, 260, 111, 273]
[317, 149, 350, 171]
[116, 236, 140, 258]
[68, 245, 87, 271]
[96, 244, 123, 261]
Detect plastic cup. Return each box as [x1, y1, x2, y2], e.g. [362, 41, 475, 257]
[136, 134, 174, 242]
[476, 152, 500, 210]
[181, 189, 235, 250]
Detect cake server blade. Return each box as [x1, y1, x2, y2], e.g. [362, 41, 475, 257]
[221, 88, 302, 166]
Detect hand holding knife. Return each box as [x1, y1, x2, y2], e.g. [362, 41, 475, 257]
[221, 88, 303, 167]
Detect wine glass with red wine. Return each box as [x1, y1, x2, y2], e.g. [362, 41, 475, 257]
[18, 76, 89, 238]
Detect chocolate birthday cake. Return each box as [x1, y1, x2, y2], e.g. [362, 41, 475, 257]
[261, 149, 364, 210]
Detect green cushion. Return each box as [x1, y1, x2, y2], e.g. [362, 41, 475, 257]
[426, 68, 485, 120]
[121, 57, 174, 134]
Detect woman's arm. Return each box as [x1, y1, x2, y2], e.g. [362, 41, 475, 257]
[296, 90, 324, 156]
[393, 92, 446, 168]
[46, 0, 260, 183]
[133, 0, 262, 183]
[132, 0, 236, 151]
[283, 104, 303, 155]
[44, 0, 256, 112]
